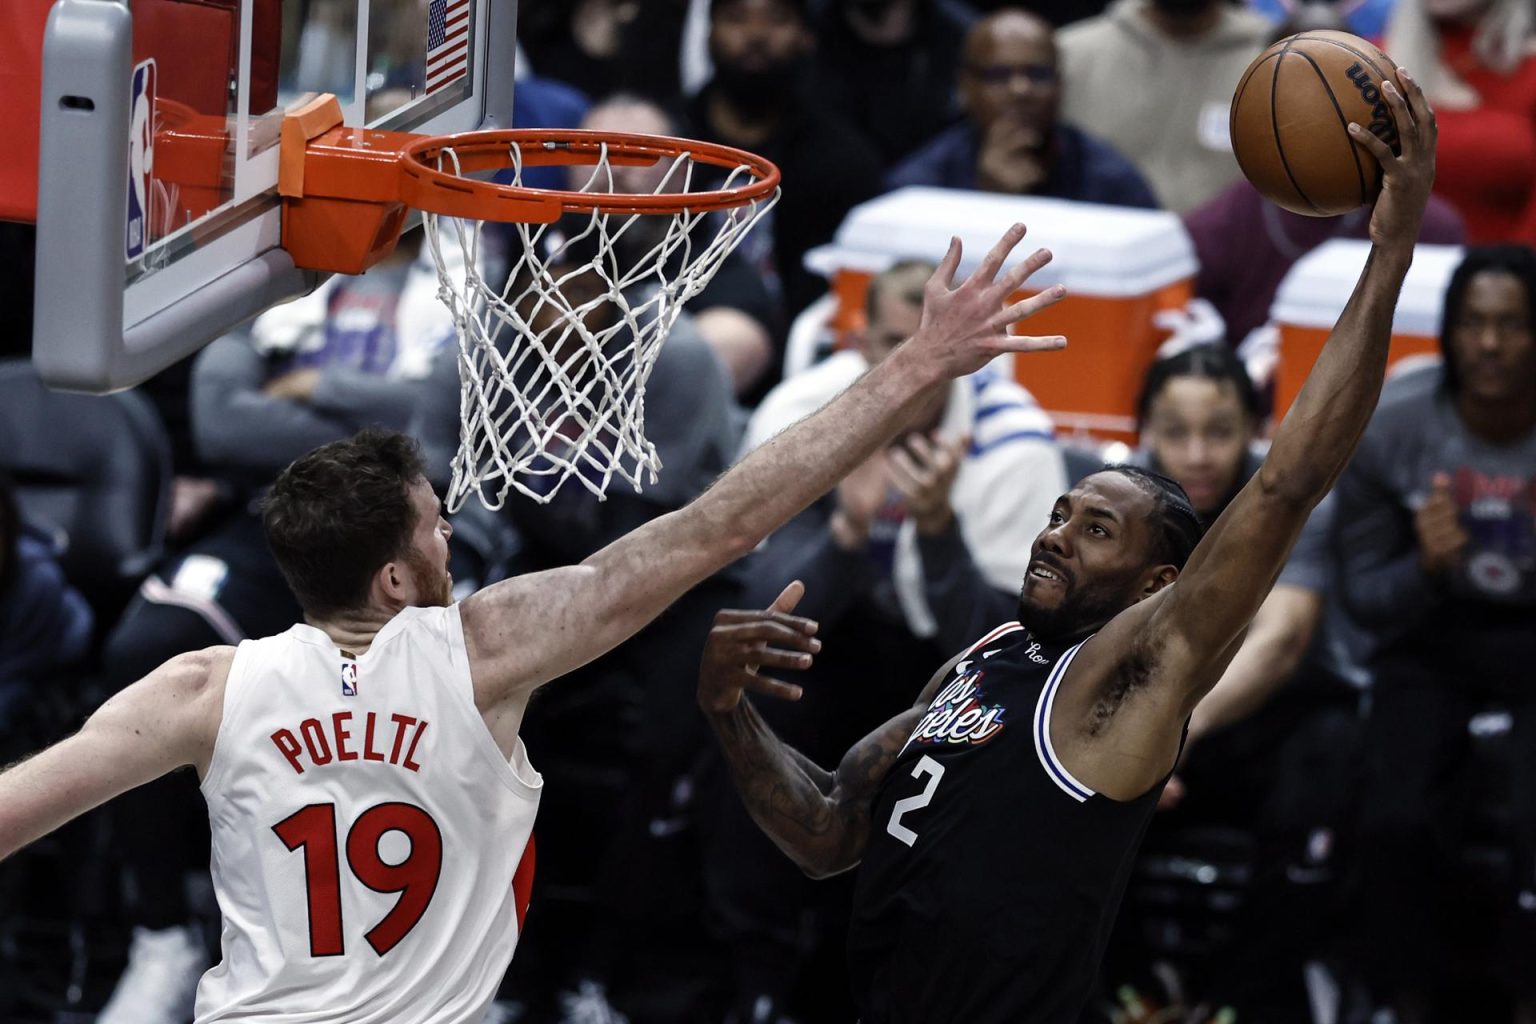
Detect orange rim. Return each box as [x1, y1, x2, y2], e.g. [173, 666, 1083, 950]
[398, 128, 782, 222]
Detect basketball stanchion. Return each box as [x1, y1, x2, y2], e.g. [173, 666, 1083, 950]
[277, 95, 781, 511]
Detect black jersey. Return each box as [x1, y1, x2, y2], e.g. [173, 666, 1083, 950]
[847, 622, 1171, 1024]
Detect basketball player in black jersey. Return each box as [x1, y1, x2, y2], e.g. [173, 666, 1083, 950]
[699, 72, 1436, 1023]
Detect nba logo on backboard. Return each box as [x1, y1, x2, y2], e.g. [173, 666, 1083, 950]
[340, 659, 359, 697]
[126, 59, 156, 263]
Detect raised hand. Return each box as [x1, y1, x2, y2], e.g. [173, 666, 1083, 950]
[697, 581, 822, 714]
[1350, 68, 1437, 251]
[904, 224, 1067, 383]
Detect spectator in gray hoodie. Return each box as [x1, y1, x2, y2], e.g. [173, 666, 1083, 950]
[1339, 245, 1536, 1022]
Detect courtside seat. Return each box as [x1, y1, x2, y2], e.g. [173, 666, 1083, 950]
[0, 359, 171, 627]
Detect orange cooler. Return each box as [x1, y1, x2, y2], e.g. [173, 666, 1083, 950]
[804, 187, 1198, 443]
[1271, 239, 1464, 419]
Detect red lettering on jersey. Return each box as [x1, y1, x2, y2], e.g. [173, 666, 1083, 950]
[402, 720, 428, 772]
[272, 729, 305, 775]
[389, 713, 417, 765]
[362, 711, 386, 762]
[332, 711, 357, 762]
[300, 718, 333, 766]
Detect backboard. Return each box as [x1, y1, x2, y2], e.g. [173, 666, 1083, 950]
[20, 0, 514, 392]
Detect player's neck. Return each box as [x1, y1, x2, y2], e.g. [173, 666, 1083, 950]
[1456, 390, 1536, 445]
[304, 605, 400, 656]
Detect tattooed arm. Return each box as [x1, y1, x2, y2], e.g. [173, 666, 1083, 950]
[699, 582, 958, 879]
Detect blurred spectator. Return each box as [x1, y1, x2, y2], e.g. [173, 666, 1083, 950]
[1385, 0, 1536, 246]
[0, 475, 93, 725]
[92, 236, 455, 1024]
[969, 0, 1113, 25]
[1057, 0, 1272, 212]
[520, 0, 689, 102]
[1185, 180, 1463, 347]
[1248, 0, 1398, 37]
[577, 94, 782, 400]
[810, 0, 978, 164]
[885, 7, 1158, 206]
[684, 0, 885, 319]
[700, 260, 1065, 1023]
[1338, 246, 1536, 1021]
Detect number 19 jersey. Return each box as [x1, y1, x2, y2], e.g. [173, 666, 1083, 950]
[195, 605, 542, 1024]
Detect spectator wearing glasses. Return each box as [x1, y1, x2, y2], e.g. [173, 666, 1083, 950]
[886, 8, 1158, 208]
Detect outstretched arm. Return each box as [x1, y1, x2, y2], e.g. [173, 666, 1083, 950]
[463, 227, 1067, 700]
[1060, 71, 1437, 798]
[0, 648, 228, 862]
[698, 583, 958, 879]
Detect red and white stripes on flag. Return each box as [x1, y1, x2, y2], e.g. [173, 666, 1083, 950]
[425, 0, 471, 95]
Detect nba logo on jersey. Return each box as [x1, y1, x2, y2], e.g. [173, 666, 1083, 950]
[340, 659, 358, 697]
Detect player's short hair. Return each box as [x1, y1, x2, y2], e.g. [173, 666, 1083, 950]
[1135, 343, 1261, 428]
[1102, 464, 1205, 570]
[1439, 245, 1536, 395]
[865, 260, 934, 319]
[262, 429, 428, 618]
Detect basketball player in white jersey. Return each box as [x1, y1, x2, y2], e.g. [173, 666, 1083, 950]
[0, 225, 1066, 1023]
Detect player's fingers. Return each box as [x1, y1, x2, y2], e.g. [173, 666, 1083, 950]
[972, 223, 1029, 286]
[768, 579, 805, 615]
[1398, 68, 1437, 144]
[1380, 77, 1416, 142]
[1349, 121, 1396, 168]
[732, 619, 823, 650]
[711, 613, 821, 645]
[751, 644, 817, 671]
[997, 334, 1069, 355]
[744, 675, 805, 702]
[928, 236, 962, 295]
[992, 282, 1066, 330]
[994, 248, 1055, 299]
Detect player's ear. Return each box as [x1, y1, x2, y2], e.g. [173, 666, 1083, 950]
[376, 559, 409, 606]
[1139, 565, 1178, 600]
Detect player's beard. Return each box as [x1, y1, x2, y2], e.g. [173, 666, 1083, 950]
[406, 548, 454, 608]
[1016, 576, 1133, 644]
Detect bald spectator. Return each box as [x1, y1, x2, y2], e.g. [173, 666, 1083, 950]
[885, 8, 1158, 208]
[810, 0, 979, 164]
[1057, 0, 1271, 212]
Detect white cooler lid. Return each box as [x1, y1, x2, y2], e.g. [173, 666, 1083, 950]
[1271, 239, 1466, 335]
[804, 187, 1197, 297]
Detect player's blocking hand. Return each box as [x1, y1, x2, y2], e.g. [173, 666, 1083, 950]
[698, 581, 822, 714]
[1351, 67, 1437, 249]
[906, 225, 1068, 382]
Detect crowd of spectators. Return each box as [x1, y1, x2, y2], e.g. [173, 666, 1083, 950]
[2, 1, 1534, 1023]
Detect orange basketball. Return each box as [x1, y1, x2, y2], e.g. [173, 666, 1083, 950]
[1230, 30, 1401, 217]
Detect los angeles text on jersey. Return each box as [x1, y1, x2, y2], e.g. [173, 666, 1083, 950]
[270, 712, 429, 774]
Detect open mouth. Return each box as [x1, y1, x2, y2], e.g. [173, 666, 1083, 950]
[1027, 562, 1068, 586]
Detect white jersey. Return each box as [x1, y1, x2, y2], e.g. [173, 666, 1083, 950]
[195, 604, 541, 1024]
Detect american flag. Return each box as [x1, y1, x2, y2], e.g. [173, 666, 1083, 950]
[425, 0, 471, 95]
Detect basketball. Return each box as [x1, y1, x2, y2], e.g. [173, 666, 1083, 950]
[1230, 30, 1401, 217]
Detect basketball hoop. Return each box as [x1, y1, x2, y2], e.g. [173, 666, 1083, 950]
[279, 96, 781, 510]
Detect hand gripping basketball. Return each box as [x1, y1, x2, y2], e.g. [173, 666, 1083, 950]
[1350, 69, 1437, 249]
[909, 224, 1069, 382]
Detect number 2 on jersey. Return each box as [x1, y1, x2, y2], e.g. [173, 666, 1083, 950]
[273, 802, 443, 956]
[886, 755, 945, 847]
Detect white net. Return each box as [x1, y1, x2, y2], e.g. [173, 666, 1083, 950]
[421, 140, 778, 512]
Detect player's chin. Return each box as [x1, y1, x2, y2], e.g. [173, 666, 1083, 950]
[1018, 578, 1067, 610]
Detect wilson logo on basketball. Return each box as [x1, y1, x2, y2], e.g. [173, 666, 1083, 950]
[1345, 63, 1399, 147]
